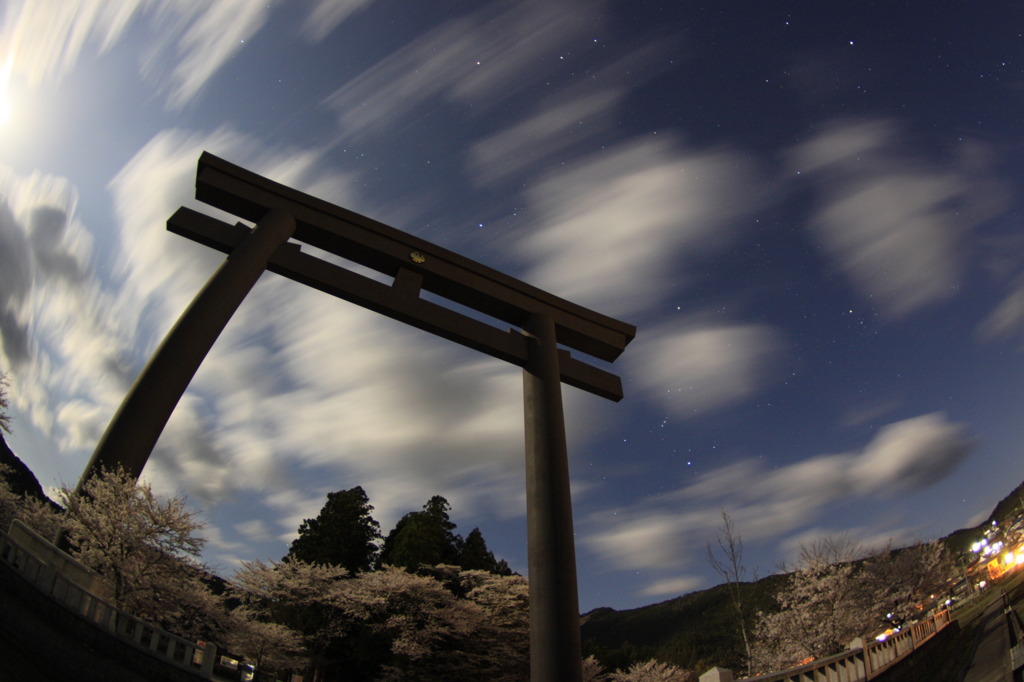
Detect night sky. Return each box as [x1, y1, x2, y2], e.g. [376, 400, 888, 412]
[1, 1, 1022, 612]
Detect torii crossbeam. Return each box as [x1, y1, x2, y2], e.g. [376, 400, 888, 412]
[79, 152, 636, 681]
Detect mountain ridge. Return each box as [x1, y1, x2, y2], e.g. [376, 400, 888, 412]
[581, 478, 1024, 672]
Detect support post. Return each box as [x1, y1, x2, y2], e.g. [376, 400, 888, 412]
[523, 313, 582, 682]
[77, 209, 296, 491]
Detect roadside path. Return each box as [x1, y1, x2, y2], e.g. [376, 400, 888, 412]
[962, 595, 1010, 682]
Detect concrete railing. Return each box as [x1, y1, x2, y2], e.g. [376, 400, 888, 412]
[700, 609, 951, 682]
[0, 519, 217, 679]
[1005, 597, 1024, 675]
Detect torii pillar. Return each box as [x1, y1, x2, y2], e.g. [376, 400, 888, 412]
[77, 209, 296, 489]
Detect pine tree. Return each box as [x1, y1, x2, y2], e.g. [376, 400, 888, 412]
[378, 495, 462, 569]
[286, 486, 381, 573]
[459, 527, 512, 575]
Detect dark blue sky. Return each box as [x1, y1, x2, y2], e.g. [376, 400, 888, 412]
[1, 0, 1022, 611]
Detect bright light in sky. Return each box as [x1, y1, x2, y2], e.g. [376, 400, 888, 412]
[0, 58, 11, 128]
[0, 1, 1023, 614]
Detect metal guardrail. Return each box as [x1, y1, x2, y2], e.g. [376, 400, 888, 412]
[0, 520, 217, 679]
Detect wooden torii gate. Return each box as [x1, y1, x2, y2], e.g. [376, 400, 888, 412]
[78, 152, 635, 681]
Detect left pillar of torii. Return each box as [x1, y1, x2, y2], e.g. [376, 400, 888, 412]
[75, 208, 296, 492]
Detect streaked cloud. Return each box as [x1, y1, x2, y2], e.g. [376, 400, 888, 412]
[0, 164, 131, 446]
[326, 0, 600, 137]
[468, 89, 625, 185]
[791, 119, 1006, 318]
[584, 412, 971, 584]
[640, 575, 705, 598]
[467, 41, 671, 186]
[851, 412, 974, 496]
[979, 277, 1024, 344]
[300, 0, 375, 42]
[519, 137, 763, 317]
[629, 320, 786, 417]
[1, 1, 144, 85]
[1, 1, 278, 108]
[161, 1, 273, 108]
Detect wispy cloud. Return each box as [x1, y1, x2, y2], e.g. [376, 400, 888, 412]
[640, 575, 706, 598]
[584, 412, 972, 594]
[326, 0, 601, 137]
[1, 1, 283, 108]
[467, 41, 671, 186]
[1, 1, 144, 84]
[628, 319, 786, 417]
[300, 0, 375, 42]
[0, 164, 131, 447]
[979, 276, 1024, 345]
[162, 1, 273, 108]
[468, 89, 625, 185]
[790, 119, 1007, 318]
[519, 137, 763, 318]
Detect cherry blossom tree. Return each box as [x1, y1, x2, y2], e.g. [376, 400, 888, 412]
[340, 565, 487, 680]
[582, 655, 609, 682]
[752, 560, 866, 672]
[861, 540, 953, 628]
[608, 659, 696, 682]
[230, 558, 351, 679]
[224, 607, 305, 674]
[0, 371, 11, 434]
[750, 535, 951, 674]
[58, 466, 216, 634]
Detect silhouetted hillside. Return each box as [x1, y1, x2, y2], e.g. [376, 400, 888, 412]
[583, 478, 1024, 673]
[0, 432, 48, 504]
[943, 481, 1024, 555]
[581, 574, 788, 672]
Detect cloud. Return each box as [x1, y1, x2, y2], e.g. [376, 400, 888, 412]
[326, 0, 600, 137]
[107, 126, 357, 332]
[234, 519, 276, 543]
[519, 137, 763, 317]
[466, 41, 672, 186]
[852, 413, 973, 496]
[790, 119, 1007, 318]
[629, 319, 786, 417]
[978, 276, 1024, 344]
[300, 0, 375, 41]
[468, 89, 625, 185]
[1, 1, 278, 108]
[162, 1, 273, 108]
[640, 575, 705, 598]
[583, 413, 971, 575]
[0, 164, 133, 446]
[1, 1, 145, 85]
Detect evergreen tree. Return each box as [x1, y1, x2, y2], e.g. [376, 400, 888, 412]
[459, 527, 512, 575]
[378, 495, 462, 569]
[286, 486, 381, 573]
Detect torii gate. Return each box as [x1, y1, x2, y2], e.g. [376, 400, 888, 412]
[78, 152, 635, 681]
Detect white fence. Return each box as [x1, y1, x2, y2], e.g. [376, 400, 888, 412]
[702, 609, 951, 682]
[0, 519, 217, 679]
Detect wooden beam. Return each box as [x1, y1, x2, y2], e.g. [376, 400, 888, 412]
[168, 208, 625, 401]
[191, 152, 636, 363]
